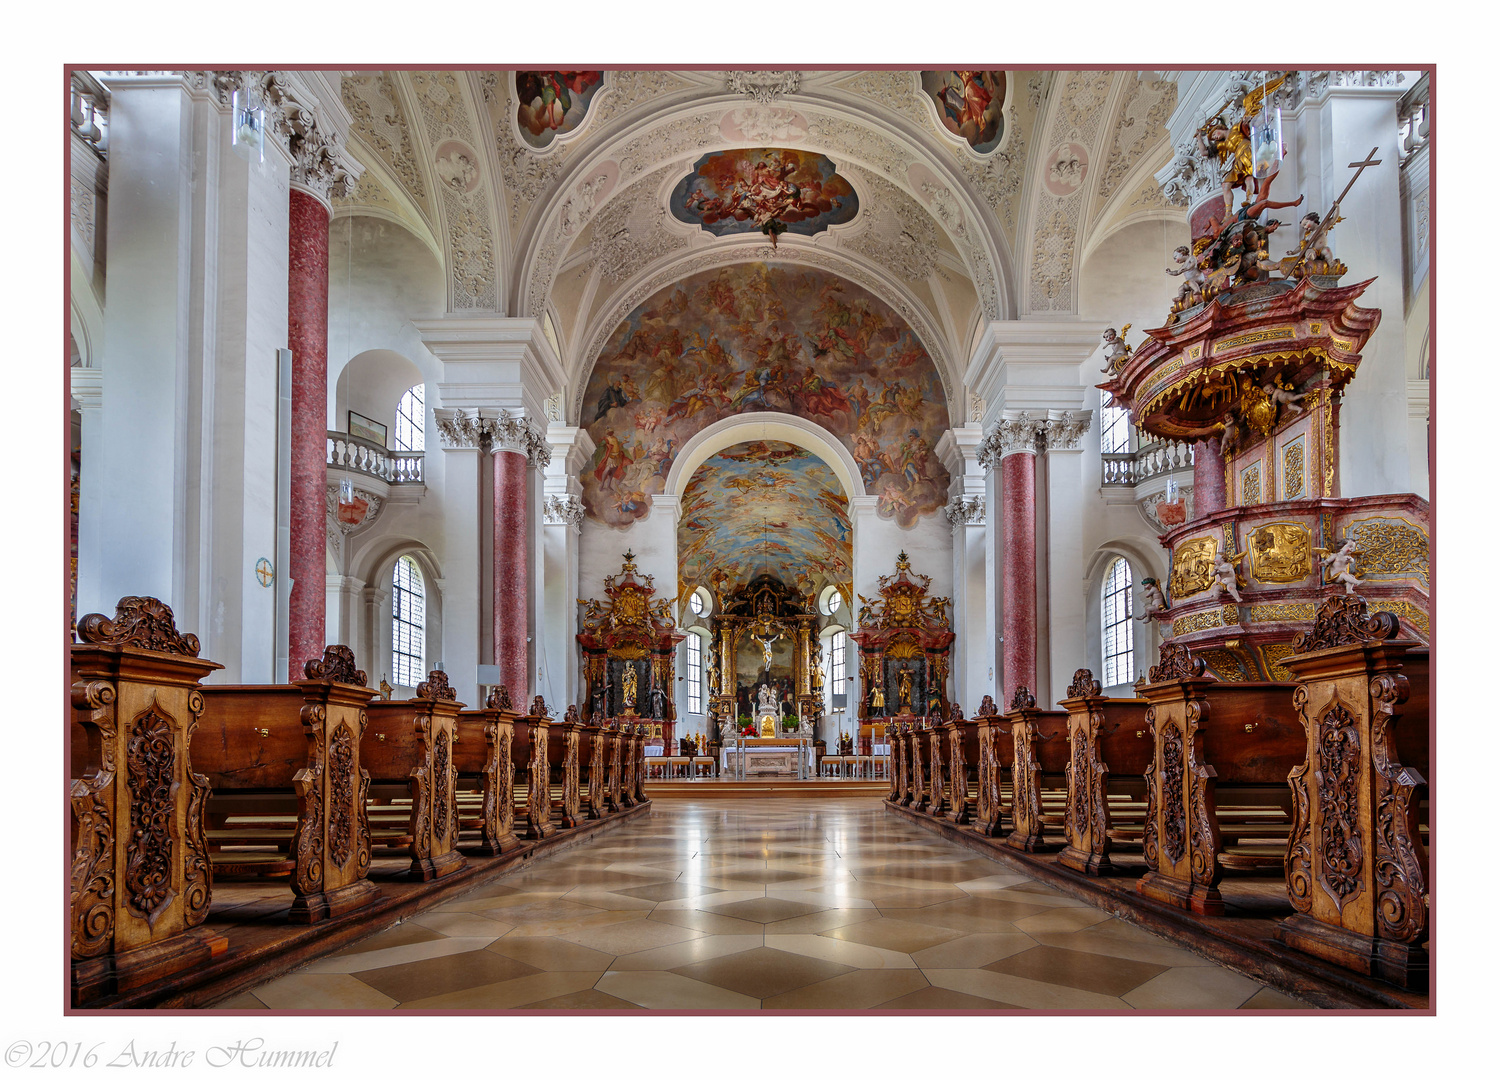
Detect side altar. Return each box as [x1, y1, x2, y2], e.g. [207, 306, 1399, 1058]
[578, 552, 685, 751]
[850, 552, 955, 720]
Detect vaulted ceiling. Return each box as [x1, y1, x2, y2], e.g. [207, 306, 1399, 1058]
[333, 69, 1183, 421]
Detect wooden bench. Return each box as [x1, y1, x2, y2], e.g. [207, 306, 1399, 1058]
[195, 645, 383, 923]
[997, 688, 1071, 853]
[362, 670, 467, 882]
[454, 687, 522, 856]
[1275, 595, 1430, 989]
[69, 597, 228, 1005]
[1055, 670, 1151, 877]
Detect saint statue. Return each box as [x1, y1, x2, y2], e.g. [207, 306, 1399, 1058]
[898, 668, 914, 709]
[869, 683, 885, 711]
[756, 683, 778, 717]
[622, 663, 638, 709]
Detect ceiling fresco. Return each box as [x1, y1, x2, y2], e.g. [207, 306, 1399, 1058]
[678, 441, 851, 600]
[581, 262, 952, 530]
[668, 148, 859, 241]
[920, 71, 1007, 154]
[515, 71, 605, 149]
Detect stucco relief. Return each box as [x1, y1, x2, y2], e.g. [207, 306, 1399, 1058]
[588, 164, 690, 283]
[341, 74, 429, 213]
[1096, 76, 1176, 204]
[841, 166, 938, 283]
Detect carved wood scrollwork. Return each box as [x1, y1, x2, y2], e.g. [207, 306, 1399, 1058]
[1186, 702, 1219, 891]
[1316, 700, 1364, 913]
[1286, 685, 1315, 913]
[497, 725, 515, 837]
[124, 706, 178, 927]
[1160, 720, 1187, 866]
[1142, 708, 1160, 871]
[434, 728, 452, 845]
[71, 680, 117, 958]
[1150, 641, 1207, 683]
[328, 722, 356, 868]
[77, 595, 201, 657]
[292, 704, 327, 897]
[1293, 593, 1400, 655]
[947, 720, 969, 824]
[1009, 686, 1036, 711]
[1067, 669, 1103, 699]
[417, 669, 457, 701]
[909, 725, 927, 809]
[588, 729, 605, 818]
[1009, 719, 1043, 847]
[356, 709, 372, 876]
[305, 644, 368, 686]
[411, 716, 432, 861]
[1370, 671, 1425, 943]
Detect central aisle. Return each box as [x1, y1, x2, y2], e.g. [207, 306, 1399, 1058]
[219, 799, 1307, 1011]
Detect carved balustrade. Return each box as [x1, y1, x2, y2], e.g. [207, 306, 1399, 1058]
[1100, 441, 1194, 488]
[326, 432, 424, 484]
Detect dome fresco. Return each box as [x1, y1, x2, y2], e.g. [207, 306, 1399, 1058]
[582, 262, 951, 529]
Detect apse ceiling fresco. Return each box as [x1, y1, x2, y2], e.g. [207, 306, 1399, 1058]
[678, 441, 852, 601]
[581, 262, 952, 530]
[920, 71, 1007, 153]
[669, 148, 858, 241]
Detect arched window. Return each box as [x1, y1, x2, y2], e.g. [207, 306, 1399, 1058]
[395, 383, 425, 452]
[1100, 395, 1131, 455]
[686, 632, 703, 715]
[392, 555, 425, 686]
[824, 629, 847, 710]
[1101, 557, 1134, 686]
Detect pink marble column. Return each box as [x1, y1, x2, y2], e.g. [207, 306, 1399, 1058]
[287, 187, 330, 680]
[1000, 448, 1037, 703]
[1193, 438, 1226, 518]
[493, 446, 530, 698]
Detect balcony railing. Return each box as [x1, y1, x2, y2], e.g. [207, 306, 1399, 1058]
[70, 72, 109, 156]
[1101, 441, 1193, 487]
[327, 432, 424, 484]
[1398, 73, 1430, 168]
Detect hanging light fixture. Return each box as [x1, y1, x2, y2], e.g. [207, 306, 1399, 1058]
[232, 78, 266, 164]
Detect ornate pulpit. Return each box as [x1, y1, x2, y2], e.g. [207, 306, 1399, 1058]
[850, 552, 954, 722]
[577, 552, 684, 753]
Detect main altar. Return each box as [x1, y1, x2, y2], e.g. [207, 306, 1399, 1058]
[708, 574, 821, 742]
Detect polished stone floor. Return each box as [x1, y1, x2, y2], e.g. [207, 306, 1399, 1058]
[215, 799, 1310, 1011]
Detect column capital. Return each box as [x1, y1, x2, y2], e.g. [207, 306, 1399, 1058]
[432, 407, 486, 450]
[945, 495, 986, 530]
[543, 494, 585, 533]
[977, 411, 1047, 470]
[965, 319, 1109, 426]
[485, 408, 551, 468]
[1041, 409, 1093, 452]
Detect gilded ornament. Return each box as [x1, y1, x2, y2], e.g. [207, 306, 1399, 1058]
[1168, 537, 1217, 600]
[1283, 438, 1306, 499]
[1171, 610, 1222, 636]
[1348, 520, 1430, 585]
[1249, 602, 1316, 623]
[1260, 642, 1296, 682]
[1249, 522, 1313, 584]
[1240, 462, 1262, 505]
[1198, 648, 1248, 682]
[1367, 600, 1430, 638]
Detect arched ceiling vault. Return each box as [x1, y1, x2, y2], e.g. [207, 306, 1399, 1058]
[333, 68, 1187, 386]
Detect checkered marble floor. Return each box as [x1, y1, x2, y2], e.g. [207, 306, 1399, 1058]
[214, 799, 1310, 1011]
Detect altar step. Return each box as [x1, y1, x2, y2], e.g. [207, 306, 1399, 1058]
[644, 780, 888, 799]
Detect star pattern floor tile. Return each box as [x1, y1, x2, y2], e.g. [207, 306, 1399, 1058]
[236, 798, 1309, 1011]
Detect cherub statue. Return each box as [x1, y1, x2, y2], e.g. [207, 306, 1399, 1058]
[1265, 373, 1308, 421]
[1165, 245, 1209, 308]
[1291, 210, 1338, 275]
[1098, 325, 1134, 375]
[1136, 577, 1169, 620]
[1316, 537, 1361, 594]
[1212, 550, 1247, 603]
[1216, 416, 1242, 458]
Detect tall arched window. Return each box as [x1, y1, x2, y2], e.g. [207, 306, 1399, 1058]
[1101, 557, 1134, 687]
[686, 632, 703, 714]
[392, 555, 425, 686]
[395, 383, 425, 452]
[1100, 395, 1131, 455]
[824, 629, 847, 711]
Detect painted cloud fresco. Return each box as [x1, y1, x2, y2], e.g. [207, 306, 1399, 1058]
[921, 71, 1007, 154]
[515, 71, 604, 149]
[582, 263, 951, 530]
[669, 149, 858, 240]
[678, 441, 852, 600]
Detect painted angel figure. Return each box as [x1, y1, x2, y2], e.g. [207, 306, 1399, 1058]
[1212, 551, 1246, 603]
[1317, 537, 1361, 594]
[1098, 325, 1133, 375]
[1165, 245, 1209, 307]
[1136, 578, 1169, 620]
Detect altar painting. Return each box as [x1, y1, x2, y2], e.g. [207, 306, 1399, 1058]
[920, 71, 1006, 154]
[583, 263, 951, 529]
[669, 149, 858, 240]
[678, 441, 852, 599]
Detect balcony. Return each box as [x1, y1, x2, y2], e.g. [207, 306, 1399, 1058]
[327, 432, 424, 485]
[1100, 440, 1193, 488]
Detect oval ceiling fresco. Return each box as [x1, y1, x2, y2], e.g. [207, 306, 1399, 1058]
[581, 262, 951, 530]
[920, 71, 1007, 154]
[678, 440, 852, 603]
[669, 148, 858, 241]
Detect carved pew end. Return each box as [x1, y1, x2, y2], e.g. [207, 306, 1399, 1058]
[73, 928, 229, 1005]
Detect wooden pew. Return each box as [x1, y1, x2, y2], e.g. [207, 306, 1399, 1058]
[584, 718, 610, 818]
[1276, 595, 1430, 989]
[1136, 643, 1305, 915]
[558, 705, 585, 828]
[513, 697, 558, 840]
[925, 718, 949, 817]
[195, 645, 382, 922]
[971, 695, 1007, 837]
[999, 687, 1070, 853]
[70, 597, 228, 1004]
[1055, 669, 1151, 876]
[630, 723, 650, 805]
[454, 687, 522, 856]
[941, 707, 973, 825]
[363, 670, 467, 882]
[905, 719, 928, 811]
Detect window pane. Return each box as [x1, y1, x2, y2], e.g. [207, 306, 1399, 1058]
[687, 634, 702, 714]
[1100, 557, 1134, 687]
[392, 555, 425, 686]
[395, 384, 425, 453]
